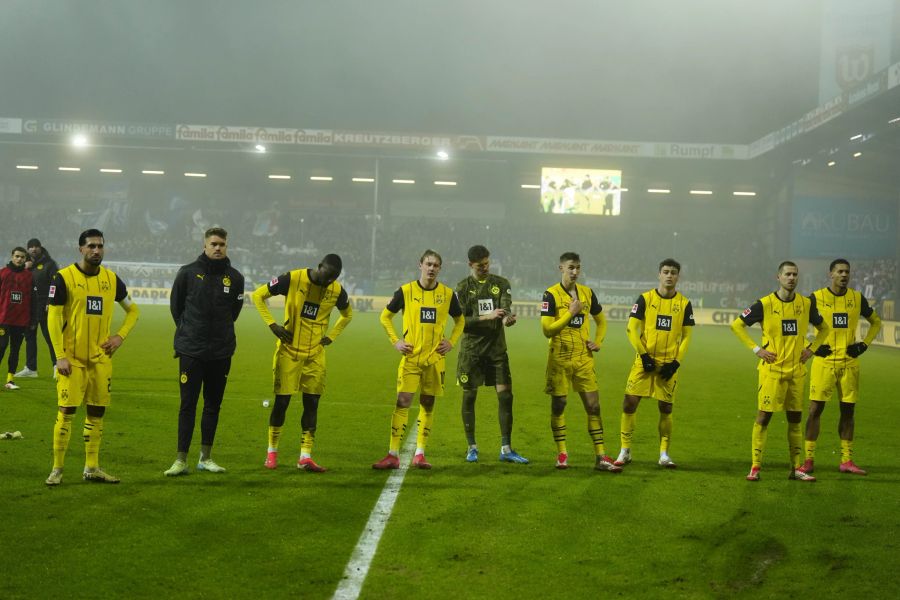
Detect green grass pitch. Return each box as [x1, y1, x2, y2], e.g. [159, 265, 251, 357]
[2, 305, 898, 599]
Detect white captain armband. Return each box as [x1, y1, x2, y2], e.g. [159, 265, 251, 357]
[120, 295, 134, 308]
[752, 345, 761, 354]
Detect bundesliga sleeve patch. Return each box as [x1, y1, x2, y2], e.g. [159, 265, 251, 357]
[49, 285, 56, 298]
[541, 301, 549, 311]
[741, 307, 752, 317]
[631, 303, 639, 314]
[270, 276, 279, 286]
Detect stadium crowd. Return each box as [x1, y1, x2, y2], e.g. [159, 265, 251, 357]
[1, 200, 896, 309]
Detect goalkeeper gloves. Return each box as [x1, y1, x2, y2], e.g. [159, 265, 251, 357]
[640, 353, 656, 372]
[846, 342, 868, 358]
[659, 360, 680, 381]
[813, 344, 833, 358]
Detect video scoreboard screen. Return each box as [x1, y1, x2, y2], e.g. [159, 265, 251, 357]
[540, 167, 622, 215]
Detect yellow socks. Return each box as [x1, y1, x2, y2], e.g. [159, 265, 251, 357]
[83, 414, 103, 470]
[267, 426, 282, 452]
[751, 422, 768, 468]
[620, 412, 635, 450]
[587, 414, 606, 456]
[659, 413, 673, 455]
[52, 411, 74, 470]
[415, 407, 434, 451]
[551, 413, 567, 453]
[390, 407, 409, 453]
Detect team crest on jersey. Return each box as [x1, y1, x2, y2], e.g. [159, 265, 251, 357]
[459, 374, 469, 383]
[180, 372, 188, 384]
[435, 294, 444, 305]
[223, 276, 231, 287]
[491, 285, 500, 295]
[673, 303, 681, 313]
[741, 307, 752, 318]
[101, 280, 110, 291]
[631, 303, 639, 314]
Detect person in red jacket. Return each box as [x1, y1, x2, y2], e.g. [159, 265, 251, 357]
[0, 247, 34, 390]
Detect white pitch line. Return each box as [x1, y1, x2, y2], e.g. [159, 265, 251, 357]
[331, 423, 418, 600]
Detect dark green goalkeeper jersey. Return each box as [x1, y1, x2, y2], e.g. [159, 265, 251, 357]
[455, 273, 513, 359]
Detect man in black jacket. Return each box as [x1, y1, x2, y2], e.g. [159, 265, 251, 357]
[164, 227, 245, 476]
[16, 239, 58, 379]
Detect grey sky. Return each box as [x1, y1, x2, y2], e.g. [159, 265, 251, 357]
[0, 1, 873, 143]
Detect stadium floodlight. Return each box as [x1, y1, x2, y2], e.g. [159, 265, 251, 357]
[16, 165, 39, 170]
[850, 134, 863, 141]
[647, 188, 670, 194]
[71, 134, 89, 148]
[689, 190, 712, 195]
[141, 169, 165, 175]
[309, 176, 333, 181]
[268, 174, 291, 180]
[255, 144, 267, 153]
[827, 160, 836, 167]
[620, 187, 628, 192]
[733, 191, 756, 196]
[392, 179, 415, 184]
[853, 152, 862, 158]
[58, 166, 81, 172]
[520, 184, 540, 189]
[100, 168, 123, 174]
[184, 172, 207, 177]
[436, 150, 449, 160]
[890, 117, 900, 124]
[434, 180, 456, 186]
[352, 177, 375, 183]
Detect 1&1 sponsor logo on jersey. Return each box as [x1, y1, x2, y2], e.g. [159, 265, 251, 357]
[86, 296, 104, 315]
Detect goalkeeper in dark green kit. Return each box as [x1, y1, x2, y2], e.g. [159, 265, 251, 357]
[455, 245, 529, 464]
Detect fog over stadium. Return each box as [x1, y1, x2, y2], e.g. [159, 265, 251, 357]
[1, 0, 898, 313]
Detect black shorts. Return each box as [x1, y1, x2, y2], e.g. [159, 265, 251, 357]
[456, 351, 511, 390]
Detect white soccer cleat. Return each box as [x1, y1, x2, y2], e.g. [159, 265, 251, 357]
[658, 455, 677, 469]
[613, 449, 632, 467]
[196, 458, 226, 473]
[14, 367, 38, 378]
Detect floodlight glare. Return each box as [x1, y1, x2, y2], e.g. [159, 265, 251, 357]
[436, 150, 449, 160]
[255, 144, 267, 153]
[72, 134, 89, 148]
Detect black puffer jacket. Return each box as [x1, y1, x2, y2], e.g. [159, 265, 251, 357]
[29, 249, 59, 304]
[171, 253, 245, 360]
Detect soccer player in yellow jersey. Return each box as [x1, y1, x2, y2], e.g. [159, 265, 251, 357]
[44, 229, 140, 486]
[731, 261, 830, 482]
[252, 254, 352, 472]
[540, 252, 621, 472]
[798, 258, 882, 476]
[614, 258, 695, 469]
[372, 250, 464, 470]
